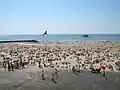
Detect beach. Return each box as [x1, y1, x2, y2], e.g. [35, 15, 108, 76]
[0, 40, 120, 90]
[0, 69, 120, 90]
[0, 0, 120, 89]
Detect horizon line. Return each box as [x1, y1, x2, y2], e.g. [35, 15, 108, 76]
[0, 33, 120, 35]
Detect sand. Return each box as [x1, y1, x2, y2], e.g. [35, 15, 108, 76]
[0, 40, 120, 90]
[0, 69, 120, 90]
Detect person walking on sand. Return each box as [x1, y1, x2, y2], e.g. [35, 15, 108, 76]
[41, 70, 46, 81]
[54, 68, 59, 78]
[51, 73, 57, 84]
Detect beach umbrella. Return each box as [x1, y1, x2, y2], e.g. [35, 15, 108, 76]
[100, 65, 106, 70]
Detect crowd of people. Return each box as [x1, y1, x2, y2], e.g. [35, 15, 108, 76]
[0, 41, 120, 82]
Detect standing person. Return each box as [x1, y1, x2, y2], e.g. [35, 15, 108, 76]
[43, 63, 46, 67]
[11, 62, 14, 72]
[20, 59, 23, 69]
[78, 64, 81, 73]
[3, 62, 7, 71]
[103, 70, 106, 76]
[75, 65, 79, 73]
[102, 69, 108, 79]
[38, 61, 41, 69]
[72, 66, 76, 74]
[22, 60, 25, 69]
[16, 61, 19, 69]
[7, 62, 11, 72]
[100, 65, 107, 79]
[41, 70, 46, 81]
[68, 63, 71, 70]
[33, 59, 35, 66]
[89, 64, 94, 72]
[54, 68, 59, 78]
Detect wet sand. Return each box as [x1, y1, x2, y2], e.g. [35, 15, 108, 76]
[0, 69, 120, 90]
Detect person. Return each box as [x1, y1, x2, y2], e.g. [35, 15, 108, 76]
[41, 70, 46, 81]
[72, 66, 76, 74]
[51, 73, 57, 84]
[11, 62, 14, 72]
[103, 70, 106, 76]
[54, 68, 59, 78]
[102, 69, 108, 79]
[22, 60, 25, 69]
[7, 62, 11, 72]
[44, 63, 46, 67]
[3, 62, 7, 71]
[100, 65, 107, 77]
[20, 59, 23, 69]
[78, 64, 81, 73]
[75, 65, 80, 73]
[33, 60, 35, 66]
[89, 64, 93, 70]
[16, 61, 19, 69]
[38, 61, 41, 69]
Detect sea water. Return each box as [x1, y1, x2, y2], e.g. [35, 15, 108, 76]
[0, 34, 120, 41]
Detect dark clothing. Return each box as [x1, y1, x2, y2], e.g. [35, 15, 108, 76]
[38, 61, 41, 69]
[3, 62, 7, 71]
[103, 70, 106, 76]
[22, 62, 25, 68]
[16, 62, 19, 69]
[20, 60, 23, 68]
[41, 70, 45, 80]
[42, 73, 45, 80]
[55, 69, 59, 78]
[72, 66, 76, 74]
[8, 63, 11, 72]
[51, 74, 57, 84]
[11, 63, 14, 72]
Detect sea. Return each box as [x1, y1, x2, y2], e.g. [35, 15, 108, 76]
[0, 34, 120, 41]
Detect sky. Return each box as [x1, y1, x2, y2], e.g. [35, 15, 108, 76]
[0, 0, 120, 34]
